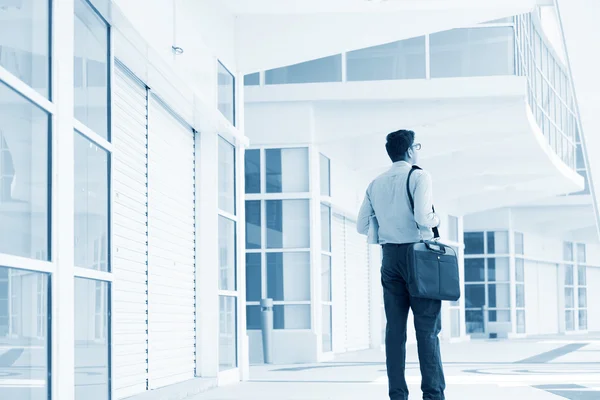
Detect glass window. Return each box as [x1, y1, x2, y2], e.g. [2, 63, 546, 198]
[218, 137, 235, 214]
[565, 264, 574, 285]
[565, 287, 574, 308]
[563, 242, 574, 261]
[430, 27, 515, 78]
[578, 288, 587, 308]
[218, 216, 236, 291]
[517, 310, 526, 334]
[464, 232, 484, 254]
[0, 267, 49, 399]
[320, 154, 331, 196]
[516, 284, 525, 308]
[246, 305, 261, 330]
[0, 82, 50, 260]
[322, 305, 332, 352]
[465, 259, 484, 282]
[487, 231, 509, 254]
[74, 0, 109, 138]
[466, 310, 484, 334]
[578, 310, 587, 331]
[577, 243, 586, 264]
[447, 216, 459, 242]
[266, 55, 342, 85]
[266, 200, 310, 249]
[321, 204, 331, 252]
[488, 310, 510, 322]
[465, 284, 485, 308]
[565, 309, 575, 331]
[516, 258, 525, 282]
[346, 36, 426, 81]
[321, 254, 332, 302]
[74, 132, 109, 271]
[488, 283, 510, 308]
[266, 148, 309, 193]
[219, 295, 237, 371]
[0, 0, 50, 98]
[218, 61, 235, 126]
[266, 252, 311, 301]
[273, 305, 311, 329]
[246, 253, 261, 302]
[515, 232, 524, 255]
[244, 73, 260, 86]
[578, 266, 586, 286]
[245, 149, 261, 194]
[488, 258, 510, 281]
[245, 201, 261, 249]
[75, 278, 109, 400]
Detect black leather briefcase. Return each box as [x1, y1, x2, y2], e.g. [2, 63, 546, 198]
[405, 166, 461, 302]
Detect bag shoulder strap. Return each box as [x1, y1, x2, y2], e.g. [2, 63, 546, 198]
[406, 165, 440, 239]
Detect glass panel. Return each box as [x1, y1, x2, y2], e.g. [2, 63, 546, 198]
[75, 278, 109, 400]
[465, 259, 485, 282]
[267, 252, 311, 301]
[244, 149, 260, 194]
[577, 243, 586, 264]
[578, 288, 587, 308]
[320, 154, 331, 196]
[266, 148, 309, 193]
[447, 216, 459, 242]
[273, 305, 311, 329]
[0, 0, 51, 97]
[489, 310, 510, 322]
[565, 287, 574, 308]
[246, 253, 261, 302]
[451, 308, 461, 338]
[266, 55, 342, 85]
[515, 232, 524, 255]
[565, 265, 574, 285]
[245, 200, 261, 249]
[487, 231, 509, 254]
[321, 204, 331, 252]
[578, 265, 586, 286]
[321, 254, 332, 302]
[219, 295, 237, 371]
[218, 137, 236, 214]
[74, 0, 109, 138]
[464, 232, 484, 254]
[488, 283, 510, 308]
[244, 72, 260, 86]
[0, 82, 50, 260]
[516, 258, 525, 282]
[266, 200, 310, 249]
[217, 61, 235, 125]
[466, 310, 484, 334]
[465, 284, 485, 308]
[488, 257, 510, 282]
[346, 36, 426, 81]
[517, 310, 526, 334]
[246, 305, 261, 330]
[322, 305, 332, 352]
[576, 144, 585, 170]
[430, 27, 515, 78]
[74, 132, 109, 271]
[565, 310, 575, 331]
[516, 284, 525, 308]
[218, 216, 236, 291]
[0, 268, 49, 400]
[563, 242, 574, 261]
[578, 310, 587, 331]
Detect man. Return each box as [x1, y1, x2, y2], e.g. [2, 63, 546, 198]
[357, 129, 445, 400]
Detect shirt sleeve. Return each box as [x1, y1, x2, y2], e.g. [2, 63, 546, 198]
[357, 186, 374, 235]
[412, 170, 440, 229]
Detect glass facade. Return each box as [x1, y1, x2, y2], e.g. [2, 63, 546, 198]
[266, 148, 309, 193]
[266, 55, 342, 85]
[218, 61, 236, 126]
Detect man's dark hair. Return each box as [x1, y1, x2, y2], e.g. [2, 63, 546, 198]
[385, 129, 415, 162]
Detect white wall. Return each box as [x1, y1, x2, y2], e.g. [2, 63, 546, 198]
[587, 266, 600, 331]
[524, 261, 560, 335]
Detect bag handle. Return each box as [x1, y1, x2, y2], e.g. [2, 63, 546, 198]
[406, 165, 440, 239]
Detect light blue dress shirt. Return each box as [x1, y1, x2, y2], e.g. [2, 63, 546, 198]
[357, 161, 440, 244]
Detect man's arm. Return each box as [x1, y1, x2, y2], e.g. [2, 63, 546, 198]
[357, 187, 374, 235]
[413, 170, 440, 229]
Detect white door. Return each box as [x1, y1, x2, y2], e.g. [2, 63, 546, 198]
[343, 218, 371, 351]
[112, 64, 149, 399]
[331, 213, 347, 353]
[147, 95, 196, 389]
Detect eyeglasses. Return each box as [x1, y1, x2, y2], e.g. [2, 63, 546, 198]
[412, 143, 422, 151]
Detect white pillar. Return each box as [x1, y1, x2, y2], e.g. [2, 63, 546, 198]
[309, 145, 323, 360]
[51, 1, 76, 399]
[196, 131, 220, 377]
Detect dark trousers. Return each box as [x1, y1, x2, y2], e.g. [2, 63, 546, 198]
[381, 243, 446, 400]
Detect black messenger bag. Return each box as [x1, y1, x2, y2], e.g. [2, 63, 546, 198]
[405, 166, 461, 302]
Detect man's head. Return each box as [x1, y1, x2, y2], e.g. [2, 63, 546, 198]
[385, 129, 420, 164]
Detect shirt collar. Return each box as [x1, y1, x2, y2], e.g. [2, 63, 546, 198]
[392, 161, 411, 168]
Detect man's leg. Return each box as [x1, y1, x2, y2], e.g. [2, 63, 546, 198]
[411, 298, 445, 400]
[381, 246, 411, 400]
